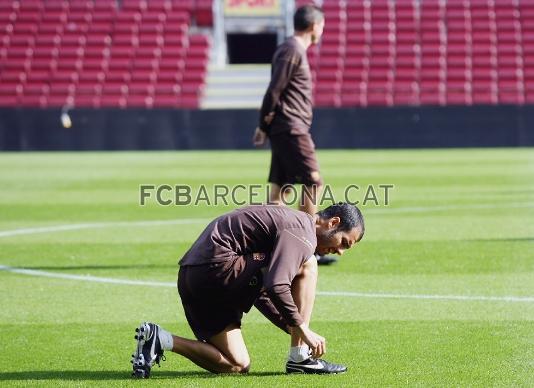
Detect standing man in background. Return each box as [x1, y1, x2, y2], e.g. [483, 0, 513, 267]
[253, 5, 336, 265]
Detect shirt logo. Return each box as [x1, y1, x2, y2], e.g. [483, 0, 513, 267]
[252, 253, 266, 261]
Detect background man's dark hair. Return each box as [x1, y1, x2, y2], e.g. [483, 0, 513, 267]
[317, 202, 365, 238]
[294, 5, 324, 32]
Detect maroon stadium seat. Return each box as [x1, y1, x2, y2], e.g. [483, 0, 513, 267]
[0, 0, 209, 109]
[3, 0, 533, 109]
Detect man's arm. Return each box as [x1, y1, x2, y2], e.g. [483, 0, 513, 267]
[254, 292, 289, 333]
[254, 254, 317, 333]
[262, 229, 314, 328]
[259, 54, 299, 132]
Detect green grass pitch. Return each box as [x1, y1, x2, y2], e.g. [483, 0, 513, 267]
[0, 148, 533, 387]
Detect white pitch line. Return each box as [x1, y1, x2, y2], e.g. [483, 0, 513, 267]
[0, 265, 176, 287]
[318, 291, 534, 303]
[0, 218, 211, 238]
[0, 223, 105, 238]
[0, 202, 533, 239]
[366, 202, 534, 214]
[1, 265, 533, 303]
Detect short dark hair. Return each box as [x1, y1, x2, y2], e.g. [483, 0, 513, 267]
[317, 202, 365, 239]
[294, 5, 324, 32]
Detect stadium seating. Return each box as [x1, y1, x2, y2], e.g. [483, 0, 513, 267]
[2, 0, 534, 109]
[307, 0, 534, 107]
[0, 0, 211, 108]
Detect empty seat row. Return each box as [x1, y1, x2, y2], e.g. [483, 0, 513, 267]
[310, 0, 534, 107]
[0, 0, 211, 109]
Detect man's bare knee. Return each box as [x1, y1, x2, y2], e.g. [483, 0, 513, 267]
[239, 362, 250, 374]
[230, 358, 250, 373]
[212, 357, 250, 374]
[207, 324, 250, 374]
[269, 183, 284, 204]
[237, 354, 250, 371]
[310, 171, 321, 185]
[302, 182, 322, 198]
[227, 350, 250, 373]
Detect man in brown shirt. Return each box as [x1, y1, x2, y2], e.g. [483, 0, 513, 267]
[253, 5, 324, 210]
[131, 203, 364, 377]
[253, 6, 337, 265]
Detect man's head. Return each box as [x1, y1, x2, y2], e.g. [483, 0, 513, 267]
[315, 202, 365, 256]
[294, 5, 325, 44]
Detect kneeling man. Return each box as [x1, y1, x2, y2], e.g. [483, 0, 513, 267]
[131, 202, 364, 377]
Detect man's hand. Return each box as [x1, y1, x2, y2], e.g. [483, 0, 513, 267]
[252, 127, 267, 147]
[264, 112, 275, 125]
[291, 324, 326, 358]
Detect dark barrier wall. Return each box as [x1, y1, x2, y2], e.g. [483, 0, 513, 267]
[1, 106, 533, 150]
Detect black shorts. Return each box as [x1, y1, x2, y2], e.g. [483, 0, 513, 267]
[268, 132, 323, 187]
[177, 254, 267, 341]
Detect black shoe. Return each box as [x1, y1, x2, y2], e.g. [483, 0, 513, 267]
[286, 358, 347, 374]
[317, 255, 338, 266]
[131, 322, 165, 378]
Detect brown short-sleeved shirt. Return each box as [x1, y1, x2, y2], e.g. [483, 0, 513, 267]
[259, 37, 313, 135]
[179, 205, 316, 327]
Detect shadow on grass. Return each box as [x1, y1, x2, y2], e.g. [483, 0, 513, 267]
[0, 370, 287, 381]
